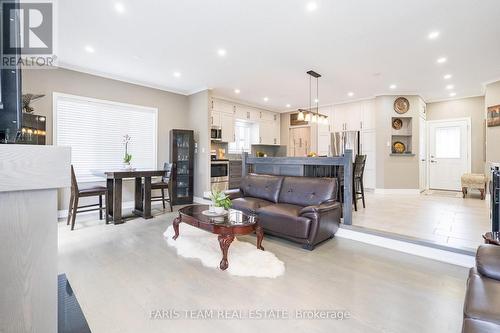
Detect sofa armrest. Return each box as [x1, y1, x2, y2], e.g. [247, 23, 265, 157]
[225, 189, 242, 200]
[476, 245, 500, 281]
[299, 200, 340, 216]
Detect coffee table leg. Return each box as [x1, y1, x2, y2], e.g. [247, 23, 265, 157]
[172, 217, 180, 240]
[256, 225, 265, 251]
[218, 234, 234, 270]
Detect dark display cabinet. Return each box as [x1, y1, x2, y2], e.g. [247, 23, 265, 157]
[17, 113, 46, 145]
[170, 129, 194, 205]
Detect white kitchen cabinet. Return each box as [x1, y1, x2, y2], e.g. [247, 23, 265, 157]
[258, 120, 274, 145]
[235, 105, 260, 121]
[259, 110, 275, 122]
[272, 115, 281, 145]
[211, 98, 234, 114]
[361, 99, 375, 130]
[220, 112, 235, 143]
[211, 110, 221, 127]
[345, 103, 362, 131]
[317, 123, 330, 156]
[361, 129, 376, 189]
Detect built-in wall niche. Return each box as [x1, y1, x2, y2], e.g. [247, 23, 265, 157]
[391, 116, 414, 155]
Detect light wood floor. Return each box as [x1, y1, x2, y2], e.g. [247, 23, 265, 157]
[59, 208, 468, 333]
[353, 190, 490, 250]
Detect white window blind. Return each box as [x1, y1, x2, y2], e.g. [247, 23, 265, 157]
[228, 121, 252, 154]
[54, 93, 157, 182]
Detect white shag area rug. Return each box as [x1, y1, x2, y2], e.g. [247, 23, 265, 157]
[163, 224, 285, 278]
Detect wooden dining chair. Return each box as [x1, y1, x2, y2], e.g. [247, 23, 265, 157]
[67, 165, 108, 230]
[148, 162, 173, 212]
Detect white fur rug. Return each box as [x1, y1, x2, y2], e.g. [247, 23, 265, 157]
[163, 224, 285, 278]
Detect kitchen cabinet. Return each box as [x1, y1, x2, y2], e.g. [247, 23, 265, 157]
[259, 120, 275, 145]
[332, 100, 375, 132]
[235, 105, 260, 121]
[211, 98, 234, 114]
[288, 127, 310, 157]
[220, 112, 235, 142]
[360, 129, 376, 189]
[361, 100, 375, 130]
[211, 110, 221, 127]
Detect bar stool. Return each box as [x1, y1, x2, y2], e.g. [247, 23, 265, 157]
[67, 165, 108, 230]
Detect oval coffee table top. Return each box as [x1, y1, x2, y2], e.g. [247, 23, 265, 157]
[178, 205, 257, 227]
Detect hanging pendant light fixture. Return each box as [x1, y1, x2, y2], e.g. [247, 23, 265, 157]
[303, 70, 327, 124]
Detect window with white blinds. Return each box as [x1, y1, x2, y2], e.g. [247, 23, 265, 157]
[54, 93, 158, 182]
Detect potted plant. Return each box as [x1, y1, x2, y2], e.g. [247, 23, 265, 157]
[209, 190, 232, 214]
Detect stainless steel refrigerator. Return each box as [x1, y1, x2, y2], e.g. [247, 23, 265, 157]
[331, 131, 360, 161]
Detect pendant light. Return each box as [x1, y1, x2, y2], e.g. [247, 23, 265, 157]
[305, 70, 326, 124]
[297, 110, 305, 121]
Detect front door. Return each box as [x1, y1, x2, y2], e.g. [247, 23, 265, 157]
[419, 117, 427, 191]
[428, 119, 470, 191]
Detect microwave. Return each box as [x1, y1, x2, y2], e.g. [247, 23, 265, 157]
[211, 127, 222, 141]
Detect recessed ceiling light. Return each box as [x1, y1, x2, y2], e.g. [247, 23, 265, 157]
[389, 84, 397, 90]
[347, 92, 354, 97]
[446, 84, 454, 90]
[286, 104, 291, 108]
[306, 2, 318, 11]
[114, 2, 125, 13]
[85, 45, 95, 53]
[263, 97, 269, 102]
[234, 89, 240, 94]
[428, 31, 440, 39]
[173, 71, 181, 78]
[217, 49, 227, 57]
[437, 57, 447, 64]
[449, 92, 457, 97]
[444, 74, 452, 80]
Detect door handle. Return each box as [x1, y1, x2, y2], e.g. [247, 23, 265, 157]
[430, 160, 437, 163]
[421, 159, 426, 162]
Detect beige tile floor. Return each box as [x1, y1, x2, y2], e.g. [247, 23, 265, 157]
[353, 190, 490, 250]
[59, 208, 468, 333]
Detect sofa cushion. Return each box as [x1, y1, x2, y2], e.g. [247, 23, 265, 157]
[462, 319, 500, 333]
[464, 271, 500, 325]
[278, 176, 337, 207]
[240, 174, 284, 203]
[257, 203, 311, 239]
[231, 197, 273, 215]
[476, 245, 500, 281]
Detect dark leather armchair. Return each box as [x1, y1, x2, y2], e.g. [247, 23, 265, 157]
[226, 174, 341, 250]
[462, 245, 500, 332]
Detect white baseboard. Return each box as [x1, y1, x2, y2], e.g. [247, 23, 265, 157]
[336, 228, 474, 268]
[374, 188, 421, 195]
[58, 200, 164, 219]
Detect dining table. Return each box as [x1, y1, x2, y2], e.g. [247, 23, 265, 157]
[92, 169, 166, 224]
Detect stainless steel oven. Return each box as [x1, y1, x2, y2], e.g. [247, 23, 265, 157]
[210, 160, 229, 192]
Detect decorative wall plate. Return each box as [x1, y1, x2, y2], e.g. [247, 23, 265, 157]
[394, 97, 410, 114]
[392, 118, 403, 130]
[393, 141, 406, 154]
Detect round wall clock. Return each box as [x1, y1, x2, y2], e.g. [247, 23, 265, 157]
[394, 97, 410, 114]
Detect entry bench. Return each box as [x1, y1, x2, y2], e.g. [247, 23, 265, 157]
[461, 173, 487, 200]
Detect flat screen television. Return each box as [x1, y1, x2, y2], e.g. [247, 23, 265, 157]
[0, 0, 22, 143]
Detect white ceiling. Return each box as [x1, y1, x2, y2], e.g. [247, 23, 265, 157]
[57, 0, 500, 111]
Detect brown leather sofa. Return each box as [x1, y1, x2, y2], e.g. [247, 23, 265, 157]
[226, 174, 341, 250]
[463, 245, 500, 332]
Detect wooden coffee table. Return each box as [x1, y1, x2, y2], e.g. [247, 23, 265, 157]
[172, 205, 264, 270]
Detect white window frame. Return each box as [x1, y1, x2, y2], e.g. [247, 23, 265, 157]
[53, 92, 158, 182]
[228, 121, 252, 154]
